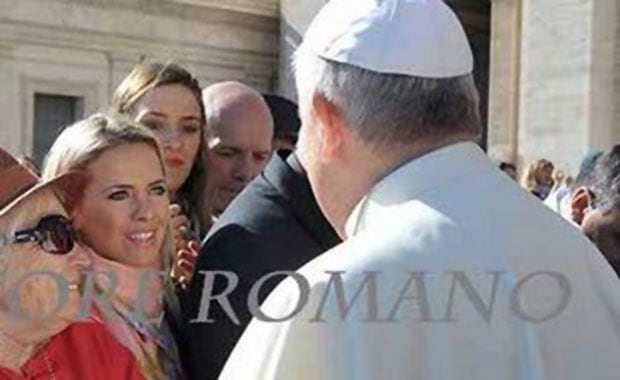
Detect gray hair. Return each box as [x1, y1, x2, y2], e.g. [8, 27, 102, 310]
[590, 145, 620, 210]
[294, 52, 481, 148]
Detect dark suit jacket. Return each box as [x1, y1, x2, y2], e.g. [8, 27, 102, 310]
[182, 150, 341, 380]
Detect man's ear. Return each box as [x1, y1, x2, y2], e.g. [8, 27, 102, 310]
[312, 93, 347, 162]
[570, 186, 593, 225]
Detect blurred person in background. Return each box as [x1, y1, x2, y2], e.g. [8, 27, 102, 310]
[521, 158, 555, 200]
[566, 146, 619, 277]
[498, 161, 517, 181]
[262, 94, 301, 151]
[544, 168, 571, 212]
[546, 151, 601, 218]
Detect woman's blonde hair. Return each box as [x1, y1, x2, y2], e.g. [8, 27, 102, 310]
[43, 113, 164, 178]
[110, 61, 210, 233]
[521, 158, 554, 192]
[42, 113, 173, 276]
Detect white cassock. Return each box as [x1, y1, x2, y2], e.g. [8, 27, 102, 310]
[220, 142, 620, 380]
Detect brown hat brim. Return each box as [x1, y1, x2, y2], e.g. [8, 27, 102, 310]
[0, 171, 88, 217]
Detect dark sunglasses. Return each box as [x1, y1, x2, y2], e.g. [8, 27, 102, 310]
[0, 214, 75, 255]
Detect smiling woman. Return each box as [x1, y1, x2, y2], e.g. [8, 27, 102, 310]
[42, 113, 185, 380]
[111, 62, 207, 291]
[73, 143, 168, 268]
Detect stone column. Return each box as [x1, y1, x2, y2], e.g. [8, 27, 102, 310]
[518, 0, 619, 175]
[589, 0, 620, 148]
[487, 0, 522, 166]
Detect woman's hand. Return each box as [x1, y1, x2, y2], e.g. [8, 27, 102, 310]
[169, 203, 199, 289]
[170, 240, 199, 290]
[170, 204, 190, 251]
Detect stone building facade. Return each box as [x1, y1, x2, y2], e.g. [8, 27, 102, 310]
[0, 0, 279, 164]
[1, 0, 619, 175]
[488, 0, 620, 175]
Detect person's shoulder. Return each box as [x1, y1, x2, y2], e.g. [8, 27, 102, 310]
[51, 319, 146, 378]
[210, 184, 291, 236]
[213, 155, 304, 233]
[201, 224, 269, 260]
[200, 199, 314, 270]
[0, 366, 20, 380]
[55, 319, 127, 353]
[194, 224, 280, 284]
[296, 233, 396, 276]
[43, 318, 145, 378]
[57, 318, 106, 338]
[217, 161, 288, 217]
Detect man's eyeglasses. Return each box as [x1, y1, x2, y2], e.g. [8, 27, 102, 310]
[0, 214, 75, 255]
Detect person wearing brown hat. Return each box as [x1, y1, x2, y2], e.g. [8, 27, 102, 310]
[0, 147, 145, 379]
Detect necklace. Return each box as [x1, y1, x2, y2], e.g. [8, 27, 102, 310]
[42, 349, 57, 380]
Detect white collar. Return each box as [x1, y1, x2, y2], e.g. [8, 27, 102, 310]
[345, 142, 492, 237]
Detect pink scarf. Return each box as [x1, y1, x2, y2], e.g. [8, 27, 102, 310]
[87, 252, 178, 380]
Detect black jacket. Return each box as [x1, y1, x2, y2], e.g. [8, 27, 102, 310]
[182, 150, 340, 380]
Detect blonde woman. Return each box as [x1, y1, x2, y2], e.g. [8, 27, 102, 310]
[43, 114, 184, 379]
[521, 158, 555, 200]
[0, 147, 144, 379]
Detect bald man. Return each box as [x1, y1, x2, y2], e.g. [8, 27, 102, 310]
[203, 82, 274, 216]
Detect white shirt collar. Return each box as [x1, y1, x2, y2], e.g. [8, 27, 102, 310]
[345, 142, 492, 238]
